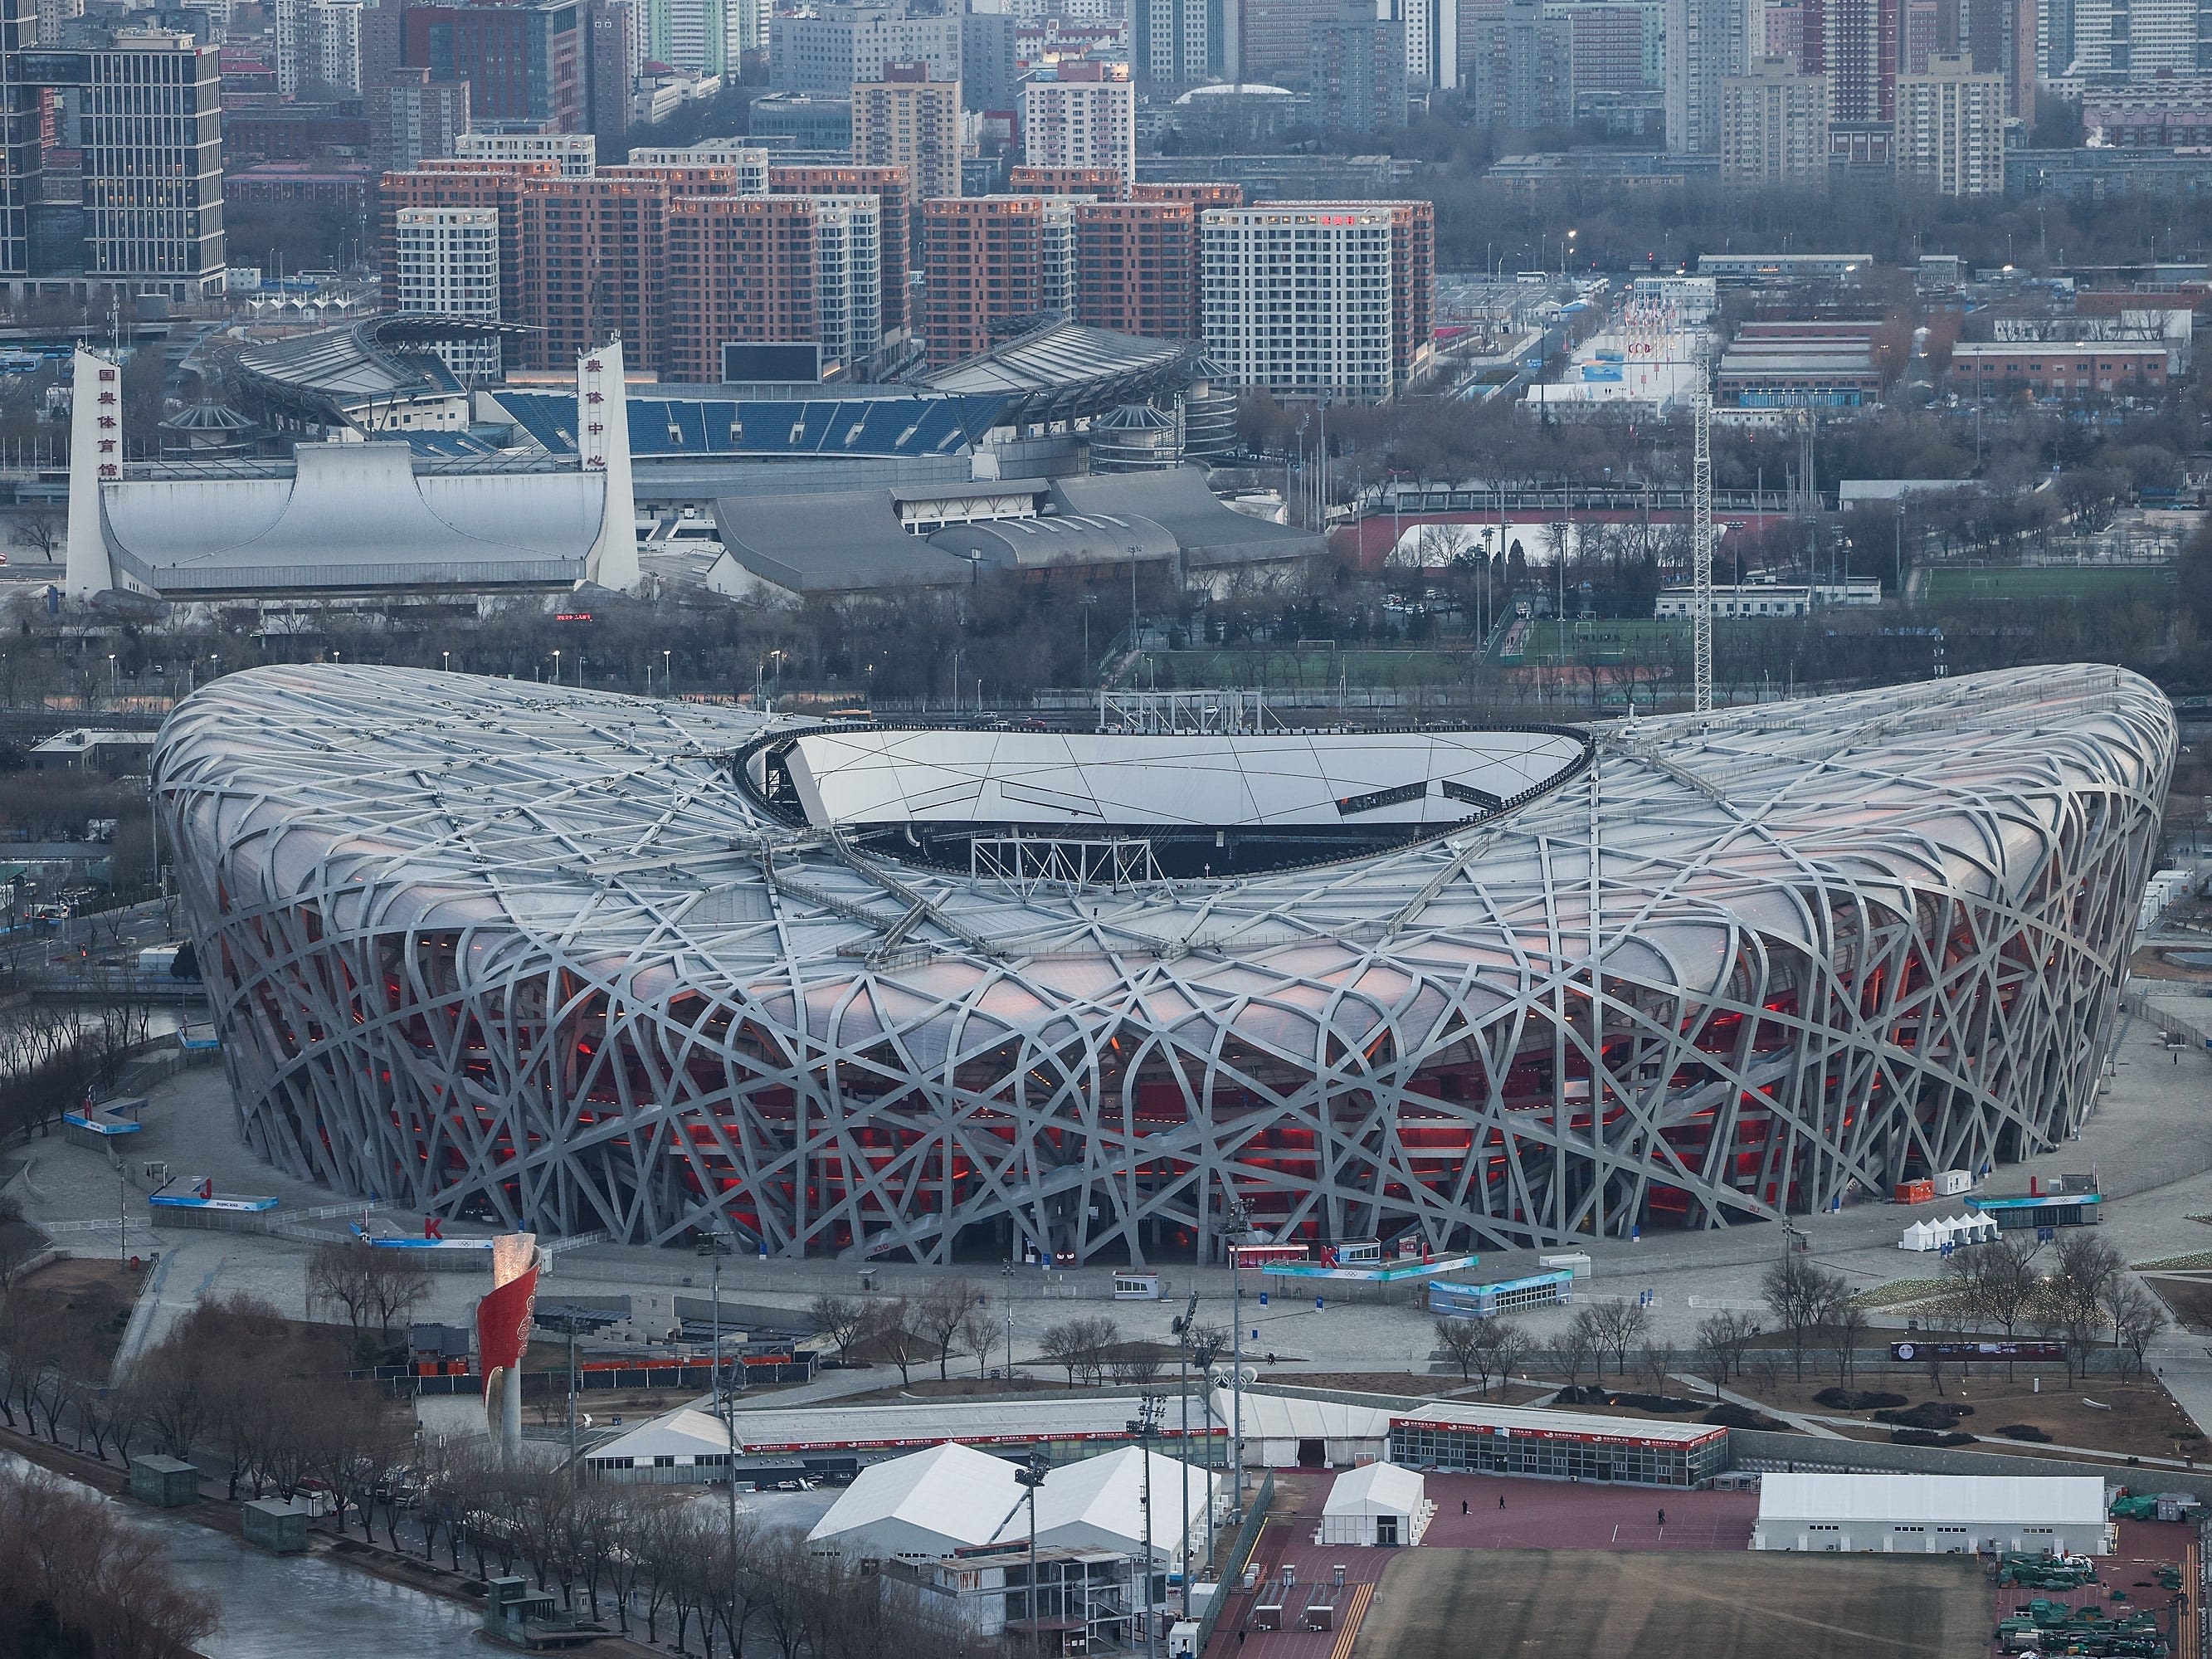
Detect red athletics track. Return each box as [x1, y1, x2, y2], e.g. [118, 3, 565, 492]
[1204, 1471, 1758, 1659]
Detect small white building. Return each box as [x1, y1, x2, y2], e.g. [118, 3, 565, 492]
[1318, 1461, 1433, 1548]
[1752, 1473, 2112, 1555]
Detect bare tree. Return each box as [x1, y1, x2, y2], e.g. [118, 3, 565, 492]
[2106, 1280, 2170, 1381]
[1693, 1310, 1759, 1396]
[1559, 1307, 1603, 1392]
[1761, 1253, 1849, 1380]
[864, 1296, 926, 1388]
[1584, 1300, 1653, 1379]
[915, 1277, 982, 1383]
[1828, 1300, 1871, 1386]
[805, 1293, 870, 1363]
[1039, 1320, 1089, 1387]
[1434, 1317, 1484, 1382]
[959, 1300, 999, 1379]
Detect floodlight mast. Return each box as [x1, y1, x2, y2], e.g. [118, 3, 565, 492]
[1693, 392, 1714, 716]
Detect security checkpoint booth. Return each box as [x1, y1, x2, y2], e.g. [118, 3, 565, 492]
[1752, 1474, 2113, 1555]
[1318, 1461, 1433, 1547]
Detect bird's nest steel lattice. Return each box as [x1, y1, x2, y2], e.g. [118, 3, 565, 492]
[153, 662, 2173, 1263]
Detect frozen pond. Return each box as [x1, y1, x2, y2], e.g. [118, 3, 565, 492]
[2, 1453, 485, 1658]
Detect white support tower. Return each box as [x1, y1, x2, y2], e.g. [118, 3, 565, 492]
[1692, 393, 1714, 715]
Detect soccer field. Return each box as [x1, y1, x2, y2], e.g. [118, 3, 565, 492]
[1921, 564, 2175, 604]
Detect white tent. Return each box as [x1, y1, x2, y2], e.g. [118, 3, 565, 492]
[1753, 1472, 2111, 1555]
[806, 1442, 1022, 1559]
[1899, 1220, 1938, 1252]
[993, 1446, 1218, 1564]
[1318, 1461, 1431, 1547]
[1899, 1213, 1997, 1252]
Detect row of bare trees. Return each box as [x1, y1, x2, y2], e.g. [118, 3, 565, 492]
[0, 1283, 996, 1658]
[806, 1279, 1001, 1387]
[0, 1461, 216, 1659]
[0, 1002, 147, 1144]
[1942, 1231, 2168, 1382]
[399, 1451, 986, 1659]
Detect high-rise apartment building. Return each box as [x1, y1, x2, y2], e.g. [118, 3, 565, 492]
[767, 4, 964, 95]
[277, 0, 365, 95]
[1721, 55, 1831, 185]
[665, 193, 880, 383]
[2071, 0, 2195, 73]
[769, 163, 912, 344]
[1664, 0, 1748, 150]
[851, 69, 962, 201]
[1072, 198, 1196, 338]
[1961, 0, 2031, 118]
[402, 0, 582, 131]
[918, 193, 1074, 365]
[1793, 0, 1899, 121]
[1199, 201, 1434, 403]
[962, 7, 1016, 110]
[1545, 1, 1658, 93]
[371, 67, 470, 174]
[587, 0, 635, 136]
[1895, 50, 2005, 193]
[393, 206, 503, 379]
[637, 0, 724, 74]
[1132, 0, 1235, 85]
[1309, 0, 1409, 132]
[457, 131, 599, 176]
[1241, 0, 1333, 81]
[1465, 0, 1573, 126]
[1131, 180, 1245, 207]
[1393, 0, 1459, 86]
[1021, 62, 1135, 181]
[382, 157, 753, 375]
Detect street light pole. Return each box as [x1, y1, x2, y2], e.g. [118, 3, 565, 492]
[1016, 1456, 1048, 1659]
[1001, 1260, 1015, 1379]
[1128, 1394, 1165, 1659]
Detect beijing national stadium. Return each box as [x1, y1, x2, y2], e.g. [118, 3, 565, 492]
[153, 662, 2171, 1263]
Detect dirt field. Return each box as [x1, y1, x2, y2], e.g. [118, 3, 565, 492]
[1351, 1549, 1990, 1659]
[6, 1256, 146, 1369]
[1723, 1373, 2201, 1460]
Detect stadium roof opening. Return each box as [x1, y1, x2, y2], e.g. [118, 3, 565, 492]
[739, 725, 1594, 876]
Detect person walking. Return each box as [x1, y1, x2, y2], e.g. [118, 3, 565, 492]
[1498, 1495, 1507, 1510]
[1657, 1508, 1667, 1527]
[1462, 1500, 1469, 1515]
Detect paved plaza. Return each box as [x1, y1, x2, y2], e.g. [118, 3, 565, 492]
[10, 998, 2212, 1412]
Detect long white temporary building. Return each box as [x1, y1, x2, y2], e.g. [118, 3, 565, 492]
[1318, 1461, 1432, 1547]
[1215, 1389, 1394, 1469]
[807, 1442, 1220, 1564]
[1752, 1474, 2112, 1555]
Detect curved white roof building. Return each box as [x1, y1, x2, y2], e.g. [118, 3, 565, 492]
[153, 663, 2171, 1261]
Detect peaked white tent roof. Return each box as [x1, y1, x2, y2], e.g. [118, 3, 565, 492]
[806, 1442, 1023, 1559]
[994, 1446, 1217, 1563]
[1323, 1461, 1425, 1520]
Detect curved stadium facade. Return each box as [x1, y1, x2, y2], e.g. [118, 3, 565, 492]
[156, 664, 2172, 1262]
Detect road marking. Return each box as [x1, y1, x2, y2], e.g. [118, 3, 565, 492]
[1329, 1581, 1373, 1659]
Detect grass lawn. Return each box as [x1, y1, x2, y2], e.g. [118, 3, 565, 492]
[1921, 564, 2175, 605]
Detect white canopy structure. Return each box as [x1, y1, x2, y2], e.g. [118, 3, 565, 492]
[1318, 1461, 1432, 1547]
[806, 1442, 1023, 1559]
[1898, 1213, 1999, 1252]
[1212, 1389, 1394, 1468]
[992, 1446, 1218, 1564]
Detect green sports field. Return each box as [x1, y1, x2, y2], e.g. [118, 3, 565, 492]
[1920, 564, 2175, 604]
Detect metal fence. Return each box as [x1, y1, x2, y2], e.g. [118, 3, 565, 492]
[1192, 1470, 1275, 1657]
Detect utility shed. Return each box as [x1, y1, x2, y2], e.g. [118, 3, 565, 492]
[1752, 1474, 2112, 1555]
[1318, 1461, 1431, 1546]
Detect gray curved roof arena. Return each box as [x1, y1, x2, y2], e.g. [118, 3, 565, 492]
[154, 664, 2171, 1262]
